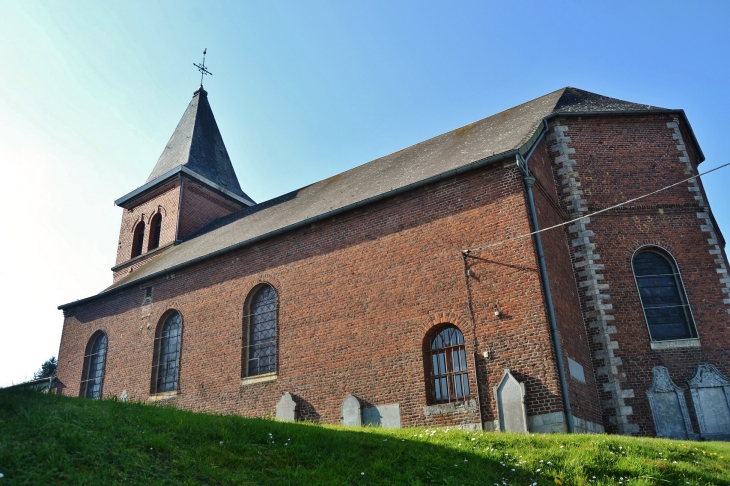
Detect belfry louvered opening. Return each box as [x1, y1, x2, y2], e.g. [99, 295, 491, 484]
[632, 248, 697, 341]
[243, 284, 278, 377]
[427, 325, 471, 404]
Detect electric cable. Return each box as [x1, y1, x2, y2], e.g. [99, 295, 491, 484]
[463, 161, 730, 254]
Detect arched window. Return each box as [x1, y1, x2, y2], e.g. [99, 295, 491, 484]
[80, 331, 107, 399]
[152, 312, 182, 393]
[426, 325, 471, 404]
[148, 213, 162, 251]
[244, 285, 278, 377]
[633, 248, 697, 341]
[131, 221, 145, 258]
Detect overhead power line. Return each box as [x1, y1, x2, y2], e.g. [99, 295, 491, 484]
[463, 161, 730, 254]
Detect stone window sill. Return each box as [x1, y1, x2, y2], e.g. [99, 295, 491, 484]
[148, 390, 178, 402]
[423, 399, 477, 417]
[650, 338, 701, 350]
[241, 372, 277, 386]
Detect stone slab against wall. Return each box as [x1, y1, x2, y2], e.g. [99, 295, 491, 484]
[493, 369, 527, 433]
[276, 392, 298, 422]
[363, 403, 401, 428]
[341, 394, 362, 427]
[688, 364, 730, 440]
[646, 366, 694, 440]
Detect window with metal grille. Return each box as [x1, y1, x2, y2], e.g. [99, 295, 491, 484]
[131, 221, 145, 258]
[427, 326, 470, 404]
[244, 285, 277, 377]
[152, 312, 182, 393]
[80, 331, 107, 399]
[148, 213, 162, 251]
[633, 249, 697, 341]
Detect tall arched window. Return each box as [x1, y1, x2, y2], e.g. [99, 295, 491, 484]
[152, 312, 182, 393]
[131, 221, 145, 258]
[426, 325, 470, 404]
[148, 213, 162, 251]
[80, 331, 107, 399]
[244, 285, 278, 377]
[633, 248, 697, 341]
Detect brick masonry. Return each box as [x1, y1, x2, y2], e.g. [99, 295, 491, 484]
[113, 177, 245, 282]
[57, 112, 730, 437]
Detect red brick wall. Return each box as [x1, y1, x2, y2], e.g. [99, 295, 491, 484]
[177, 180, 244, 240]
[528, 137, 604, 426]
[57, 161, 565, 429]
[546, 114, 730, 435]
[115, 181, 181, 269]
[113, 178, 245, 282]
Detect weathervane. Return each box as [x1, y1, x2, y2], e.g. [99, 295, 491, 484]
[193, 48, 212, 87]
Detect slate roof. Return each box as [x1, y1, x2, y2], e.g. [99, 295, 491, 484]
[60, 87, 698, 307]
[145, 87, 250, 200]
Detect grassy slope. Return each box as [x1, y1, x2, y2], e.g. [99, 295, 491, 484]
[0, 390, 728, 485]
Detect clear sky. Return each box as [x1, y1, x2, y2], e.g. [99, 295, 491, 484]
[1, 1, 729, 387]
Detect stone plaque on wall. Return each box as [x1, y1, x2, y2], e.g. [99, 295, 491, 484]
[646, 366, 693, 439]
[275, 392, 298, 422]
[493, 369, 527, 433]
[341, 394, 362, 427]
[687, 363, 730, 440]
[363, 403, 401, 428]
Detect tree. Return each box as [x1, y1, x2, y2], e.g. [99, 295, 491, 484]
[34, 357, 57, 380]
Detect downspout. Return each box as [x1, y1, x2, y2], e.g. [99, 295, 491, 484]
[520, 121, 575, 433]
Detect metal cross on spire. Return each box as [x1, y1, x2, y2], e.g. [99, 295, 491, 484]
[193, 48, 212, 87]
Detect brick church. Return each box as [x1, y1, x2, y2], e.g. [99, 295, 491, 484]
[56, 85, 730, 439]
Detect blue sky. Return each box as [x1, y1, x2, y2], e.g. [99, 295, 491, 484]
[1, 1, 729, 386]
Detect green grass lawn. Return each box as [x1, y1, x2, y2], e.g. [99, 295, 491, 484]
[0, 389, 728, 485]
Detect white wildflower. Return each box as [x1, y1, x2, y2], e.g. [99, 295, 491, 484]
[219, 441, 224, 445]
[471, 437, 476, 441]
[535, 468, 541, 472]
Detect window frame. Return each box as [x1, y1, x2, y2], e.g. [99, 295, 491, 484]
[631, 246, 698, 343]
[424, 324, 471, 405]
[131, 220, 146, 258]
[242, 284, 278, 381]
[80, 331, 108, 399]
[147, 212, 162, 251]
[151, 311, 183, 395]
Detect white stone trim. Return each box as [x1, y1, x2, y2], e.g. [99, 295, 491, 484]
[241, 372, 277, 386]
[547, 122, 638, 435]
[148, 390, 178, 402]
[650, 338, 701, 350]
[667, 118, 730, 315]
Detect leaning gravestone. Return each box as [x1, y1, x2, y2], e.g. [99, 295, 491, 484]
[275, 392, 298, 422]
[646, 366, 693, 439]
[341, 394, 362, 427]
[687, 363, 730, 440]
[493, 369, 527, 433]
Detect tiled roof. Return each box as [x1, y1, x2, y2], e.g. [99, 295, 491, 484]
[60, 87, 693, 306]
[145, 87, 251, 200]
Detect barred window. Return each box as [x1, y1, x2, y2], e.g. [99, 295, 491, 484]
[427, 326, 470, 404]
[633, 249, 697, 341]
[153, 312, 182, 393]
[80, 332, 107, 399]
[148, 213, 162, 251]
[131, 221, 145, 258]
[245, 285, 277, 377]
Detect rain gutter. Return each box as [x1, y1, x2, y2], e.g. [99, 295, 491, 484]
[60, 149, 520, 310]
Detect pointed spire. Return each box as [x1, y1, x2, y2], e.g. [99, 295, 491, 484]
[146, 88, 250, 200]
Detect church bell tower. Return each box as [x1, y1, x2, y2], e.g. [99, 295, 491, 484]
[110, 79, 254, 283]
